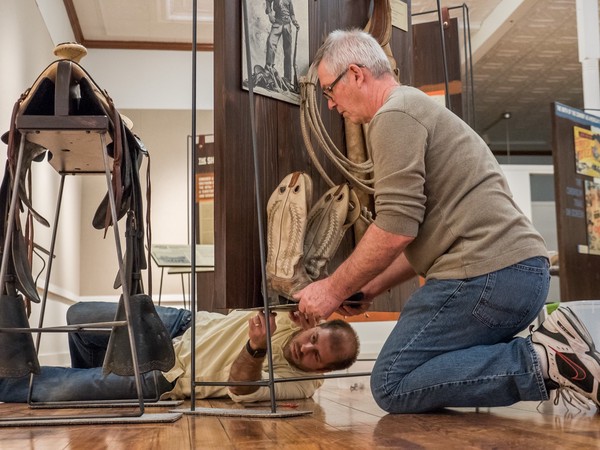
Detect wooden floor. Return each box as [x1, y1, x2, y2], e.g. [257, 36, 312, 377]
[1, 375, 599, 450]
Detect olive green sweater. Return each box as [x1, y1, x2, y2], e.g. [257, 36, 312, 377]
[367, 86, 547, 279]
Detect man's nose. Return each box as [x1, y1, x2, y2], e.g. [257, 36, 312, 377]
[301, 342, 316, 354]
[327, 98, 336, 110]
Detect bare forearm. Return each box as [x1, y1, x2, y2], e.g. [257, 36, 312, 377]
[296, 224, 413, 320]
[329, 224, 413, 299]
[228, 312, 276, 396]
[228, 346, 265, 395]
[361, 253, 416, 299]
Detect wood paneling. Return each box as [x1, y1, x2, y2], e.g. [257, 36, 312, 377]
[412, 17, 462, 117]
[211, 1, 414, 310]
[551, 104, 600, 300]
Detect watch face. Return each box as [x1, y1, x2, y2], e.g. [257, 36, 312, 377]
[253, 348, 267, 358]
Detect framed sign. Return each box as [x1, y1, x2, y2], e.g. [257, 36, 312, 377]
[241, 0, 309, 105]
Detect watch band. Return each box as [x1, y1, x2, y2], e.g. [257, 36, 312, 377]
[245, 339, 267, 358]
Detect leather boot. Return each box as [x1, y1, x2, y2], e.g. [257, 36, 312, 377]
[304, 184, 361, 281]
[266, 172, 313, 300]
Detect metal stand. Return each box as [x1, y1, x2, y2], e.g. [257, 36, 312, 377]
[173, 0, 372, 419]
[412, 3, 475, 124]
[0, 68, 181, 425]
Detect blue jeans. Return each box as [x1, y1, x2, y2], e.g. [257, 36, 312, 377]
[0, 301, 191, 403]
[67, 301, 192, 369]
[370, 257, 550, 413]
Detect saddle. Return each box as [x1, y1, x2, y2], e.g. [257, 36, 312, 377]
[0, 43, 172, 377]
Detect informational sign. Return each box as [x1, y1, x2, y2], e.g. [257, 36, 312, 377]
[196, 173, 214, 202]
[391, 0, 408, 31]
[574, 125, 600, 177]
[150, 244, 214, 267]
[196, 135, 214, 203]
[585, 179, 600, 254]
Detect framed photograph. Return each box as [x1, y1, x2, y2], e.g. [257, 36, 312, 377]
[242, 0, 309, 105]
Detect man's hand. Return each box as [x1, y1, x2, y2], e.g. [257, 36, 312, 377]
[293, 278, 344, 323]
[247, 311, 277, 350]
[228, 311, 277, 396]
[292, 19, 300, 29]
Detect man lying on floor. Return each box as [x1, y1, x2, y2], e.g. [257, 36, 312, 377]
[0, 301, 360, 403]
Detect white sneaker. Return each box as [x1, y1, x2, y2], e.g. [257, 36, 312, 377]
[531, 306, 600, 410]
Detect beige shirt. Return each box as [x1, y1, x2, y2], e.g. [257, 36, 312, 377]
[161, 310, 323, 402]
[368, 86, 547, 279]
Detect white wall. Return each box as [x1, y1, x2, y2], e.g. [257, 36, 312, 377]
[0, 0, 56, 162]
[1, 0, 215, 364]
[501, 165, 561, 303]
[0, 0, 78, 365]
[79, 109, 214, 300]
[82, 49, 214, 111]
[500, 164, 554, 220]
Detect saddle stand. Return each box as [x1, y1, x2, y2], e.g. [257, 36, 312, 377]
[0, 55, 181, 426]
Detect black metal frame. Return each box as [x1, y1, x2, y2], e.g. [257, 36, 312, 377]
[176, 0, 371, 419]
[0, 114, 181, 426]
[412, 2, 475, 126]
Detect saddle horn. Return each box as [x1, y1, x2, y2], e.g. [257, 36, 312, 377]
[102, 294, 175, 376]
[0, 294, 40, 377]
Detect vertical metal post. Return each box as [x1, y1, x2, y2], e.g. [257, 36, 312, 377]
[190, 0, 198, 413]
[26, 173, 65, 403]
[100, 133, 145, 415]
[436, 1, 451, 109]
[35, 174, 65, 331]
[241, 0, 277, 412]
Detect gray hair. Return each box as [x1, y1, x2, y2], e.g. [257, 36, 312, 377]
[312, 28, 393, 79]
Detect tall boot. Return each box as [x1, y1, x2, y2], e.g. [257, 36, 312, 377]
[266, 172, 313, 300]
[304, 184, 361, 280]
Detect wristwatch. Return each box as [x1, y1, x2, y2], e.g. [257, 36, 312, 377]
[245, 339, 267, 358]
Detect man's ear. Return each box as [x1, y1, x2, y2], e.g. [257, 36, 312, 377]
[351, 64, 365, 87]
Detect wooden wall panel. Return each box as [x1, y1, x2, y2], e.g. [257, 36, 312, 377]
[551, 103, 600, 301]
[208, 0, 414, 311]
[412, 18, 462, 117]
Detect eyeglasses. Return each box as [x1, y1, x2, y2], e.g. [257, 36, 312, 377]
[322, 64, 365, 101]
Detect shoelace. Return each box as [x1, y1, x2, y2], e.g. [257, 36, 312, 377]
[554, 386, 592, 411]
[536, 385, 593, 417]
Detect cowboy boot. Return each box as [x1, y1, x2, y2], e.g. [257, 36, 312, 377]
[266, 172, 313, 301]
[304, 184, 361, 281]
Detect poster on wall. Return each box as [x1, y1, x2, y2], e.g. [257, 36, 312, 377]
[573, 125, 600, 177]
[585, 179, 600, 255]
[241, 0, 309, 105]
[196, 135, 214, 203]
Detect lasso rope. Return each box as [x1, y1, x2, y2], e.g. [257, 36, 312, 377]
[299, 65, 375, 224]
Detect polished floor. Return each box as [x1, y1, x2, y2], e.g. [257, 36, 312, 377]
[1, 372, 599, 450]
